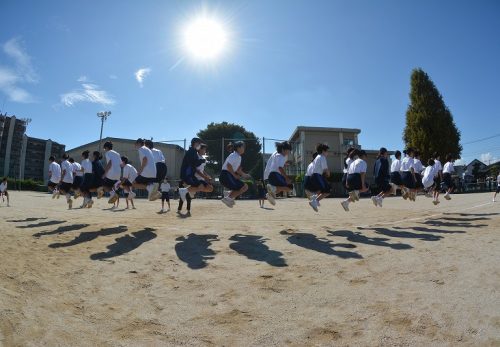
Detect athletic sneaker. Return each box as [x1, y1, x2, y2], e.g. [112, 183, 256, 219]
[221, 196, 234, 208]
[148, 183, 160, 201]
[309, 198, 319, 212]
[377, 197, 383, 207]
[266, 184, 277, 199]
[341, 200, 350, 212]
[179, 187, 188, 202]
[371, 196, 378, 206]
[444, 193, 451, 200]
[493, 198, 496, 202]
[266, 193, 276, 206]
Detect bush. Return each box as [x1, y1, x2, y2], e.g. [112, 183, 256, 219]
[5, 177, 45, 191]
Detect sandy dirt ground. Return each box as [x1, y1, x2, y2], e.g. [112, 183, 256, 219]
[0, 191, 499, 347]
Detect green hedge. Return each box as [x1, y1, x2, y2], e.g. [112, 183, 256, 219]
[3, 177, 45, 191]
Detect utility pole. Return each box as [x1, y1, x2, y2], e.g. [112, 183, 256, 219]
[97, 111, 111, 152]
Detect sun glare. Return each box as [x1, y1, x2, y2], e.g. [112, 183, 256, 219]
[182, 16, 228, 61]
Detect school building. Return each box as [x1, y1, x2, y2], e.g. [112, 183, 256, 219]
[0, 114, 66, 181]
[286, 126, 386, 182]
[65, 137, 185, 181]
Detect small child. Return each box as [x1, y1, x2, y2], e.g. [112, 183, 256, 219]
[0, 177, 10, 207]
[160, 178, 171, 213]
[257, 179, 267, 207]
[422, 159, 438, 204]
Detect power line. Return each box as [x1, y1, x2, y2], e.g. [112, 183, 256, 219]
[462, 133, 500, 145]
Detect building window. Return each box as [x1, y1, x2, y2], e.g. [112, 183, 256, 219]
[343, 138, 354, 146]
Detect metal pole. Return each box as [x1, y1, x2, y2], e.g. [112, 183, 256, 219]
[262, 137, 266, 179]
[183, 138, 186, 151]
[98, 117, 104, 152]
[221, 137, 225, 171]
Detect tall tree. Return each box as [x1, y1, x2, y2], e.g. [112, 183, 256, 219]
[403, 68, 462, 162]
[197, 122, 263, 177]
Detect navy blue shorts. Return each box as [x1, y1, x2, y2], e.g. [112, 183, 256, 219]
[376, 177, 391, 193]
[122, 179, 132, 187]
[219, 170, 245, 191]
[103, 178, 118, 188]
[268, 172, 288, 187]
[443, 173, 455, 190]
[73, 176, 83, 189]
[184, 175, 206, 187]
[342, 173, 348, 189]
[401, 171, 415, 189]
[134, 175, 156, 185]
[346, 173, 362, 191]
[496, 185, 500, 194]
[304, 176, 315, 192]
[390, 172, 402, 186]
[59, 182, 73, 192]
[310, 173, 331, 193]
[433, 176, 441, 192]
[415, 173, 423, 189]
[48, 181, 58, 188]
[161, 191, 170, 201]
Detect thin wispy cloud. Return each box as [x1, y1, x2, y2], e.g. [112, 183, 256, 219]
[0, 37, 38, 103]
[60, 81, 115, 107]
[480, 152, 498, 165]
[109, 74, 118, 79]
[135, 67, 151, 87]
[77, 75, 88, 82]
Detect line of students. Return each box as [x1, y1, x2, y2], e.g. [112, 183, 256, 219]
[47, 138, 166, 210]
[46, 135, 465, 212]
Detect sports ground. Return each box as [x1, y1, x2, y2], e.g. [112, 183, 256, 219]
[0, 191, 499, 346]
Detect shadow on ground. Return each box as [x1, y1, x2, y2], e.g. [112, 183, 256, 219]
[49, 226, 128, 248]
[229, 234, 287, 267]
[17, 220, 66, 229]
[90, 228, 157, 260]
[175, 233, 219, 269]
[280, 230, 362, 259]
[33, 224, 90, 238]
[327, 230, 413, 250]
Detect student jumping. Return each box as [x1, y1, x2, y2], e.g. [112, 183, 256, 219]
[341, 149, 368, 211]
[48, 156, 61, 199]
[371, 147, 391, 207]
[264, 141, 293, 206]
[442, 154, 455, 200]
[129, 138, 160, 201]
[219, 141, 251, 208]
[308, 143, 331, 212]
[0, 177, 10, 207]
[400, 148, 417, 201]
[59, 154, 74, 209]
[145, 140, 168, 184]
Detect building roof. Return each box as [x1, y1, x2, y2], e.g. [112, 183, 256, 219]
[67, 137, 184, 153]
[289, 126, 361, 141]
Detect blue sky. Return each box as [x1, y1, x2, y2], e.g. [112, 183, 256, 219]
[0, 0, 499, 164]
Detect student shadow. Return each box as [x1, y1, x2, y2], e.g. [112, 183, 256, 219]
[90, 228, 157, 261]
[394, 226, 465, 234]
[260, 207, 275, 210]
[280, 230, 362, 259]
[444, 212, 499, 217]
[229, 234, 287, 267]
[327, 230, 413, 250]
[358, 227, 442, 242]
[33, 223, 90, 238]
[175, 234, 219, 269]
[7, 217, 47, 223]
[48, 225, 128, 248]
[176, 212, 192, 219]
[17, 220, 66, 229]
[441, 216, 490, 222]
[422, 220, 488, 228]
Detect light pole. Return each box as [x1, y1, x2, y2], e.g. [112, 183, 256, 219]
[97, 111, 111, 152]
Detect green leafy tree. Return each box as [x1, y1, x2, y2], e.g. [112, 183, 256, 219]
[197, 122, 262, 177]
[403, 68, 462, 162]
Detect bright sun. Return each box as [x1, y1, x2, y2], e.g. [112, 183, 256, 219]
[182, 16, 228, 61]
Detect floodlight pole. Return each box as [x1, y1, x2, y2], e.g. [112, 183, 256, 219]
[97, 111, 111, 152]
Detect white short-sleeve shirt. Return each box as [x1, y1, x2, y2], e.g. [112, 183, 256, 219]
[122, 164, 138, 183]
[344, 158, 354, 174]
[195, 154, 207, 180]
[105, 150, 122, 180]
[422, 165, 435, 188]
[81, 159, 92, 174]
[152, 148, 165, 163]
[61, 160, 74, 183]
[306, 162, 314, 177]
[222, 152, 242, 171]
[443, 162, 454, 174]
[348, 158, 367, 174]
[0, 182, 7, 192]
[434, 159, 442, 175]
[312, 154, 328, 175]
[400, 157, 415, 172]
[497, 174, 500, 186]
[390, 159, 401, 173]
[264, 151, 287, 179]
[72, 162, 83, 177]
[160, 182, 171, 192]
[49, 162, 61, 183]
[413, 159, 424, 174]
[138, 146, 157, 178]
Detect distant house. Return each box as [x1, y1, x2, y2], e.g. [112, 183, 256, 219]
[461, 159, 488, 181]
